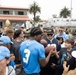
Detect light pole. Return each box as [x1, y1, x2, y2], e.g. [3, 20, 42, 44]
[71, 0, 72, 19]
[70, 0, 72, 26]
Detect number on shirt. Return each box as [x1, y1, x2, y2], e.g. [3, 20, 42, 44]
[23, 49, 30, 64]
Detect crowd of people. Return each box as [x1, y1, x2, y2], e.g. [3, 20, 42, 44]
[0, 25, 76, 75]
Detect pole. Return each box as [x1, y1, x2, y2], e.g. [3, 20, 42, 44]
[71, 0, 72, 19]
[70, 0, 72, 26]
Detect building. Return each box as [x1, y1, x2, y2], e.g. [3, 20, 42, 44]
[0, 6, 30, 28]
[47, 18, 76, 27]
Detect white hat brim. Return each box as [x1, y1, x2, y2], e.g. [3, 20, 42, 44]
[71, 51, 76, 58]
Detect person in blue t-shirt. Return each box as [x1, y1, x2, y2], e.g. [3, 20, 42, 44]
[19, 27, 54, 75]
[54, 27, 69, 41]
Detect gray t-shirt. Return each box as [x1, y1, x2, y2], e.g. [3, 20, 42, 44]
[13, 40, 22, 64]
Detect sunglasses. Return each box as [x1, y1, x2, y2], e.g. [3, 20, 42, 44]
[48, 34, 53, 36]
[59, 30, 63, 32]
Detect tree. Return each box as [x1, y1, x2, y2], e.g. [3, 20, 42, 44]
[29, 1, 41, 23]
[35, 16, 41, 22]
[60, 7, 71, 18]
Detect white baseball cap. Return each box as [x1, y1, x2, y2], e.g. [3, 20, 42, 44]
[71, 51, 76, 58]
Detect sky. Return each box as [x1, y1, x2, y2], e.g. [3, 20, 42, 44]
[0, 0, 76, 20]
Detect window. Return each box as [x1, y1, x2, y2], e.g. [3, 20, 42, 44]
[0, 22, 2, 28]
[3, 11, 9, 14]
[18, 11, 24, 15]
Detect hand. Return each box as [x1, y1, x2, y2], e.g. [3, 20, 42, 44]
[51, 63, 56, 69]
[10, 54, 15, 60]
[50, 49, 58, 56]
[52, 50, 58, 55]
[49, 47, 56, 57]
[54, 51, 60, 59]
[50, 46, 56, 53]
[63, 61, 70, 72]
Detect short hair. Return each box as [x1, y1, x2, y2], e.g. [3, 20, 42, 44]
[14, 29, 22, 39]
[6, 29, 14, 35]
[30, 27, 42, 36]
[56, 36, 63, 40]
[60, 27, 64, 29]
[65, 38, 74, 46]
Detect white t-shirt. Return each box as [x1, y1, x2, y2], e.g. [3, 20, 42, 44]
[6, 66, 16, 75]
[6, 67, 8, 75]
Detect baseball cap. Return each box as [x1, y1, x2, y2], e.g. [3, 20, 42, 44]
[0, 46, 10, 61]
[0, 36, 13, 44]
[71, 51, 76, 58]
[71, 46, 76, 58]
[47, 29, 54, 35]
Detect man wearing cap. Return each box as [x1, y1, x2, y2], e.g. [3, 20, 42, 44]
[45, 29, 59, 47]
[0, 36, 14, 55]
[43, 29, 60, 75]
[0, 36, 15, 69]
[0, 36, 13, 50]
[0, 46, 16, 75]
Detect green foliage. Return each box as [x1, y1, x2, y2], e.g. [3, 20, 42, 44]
[35, 16, 41, 22]
[60, 6, 71, 18]
[29, 1, 41, 23]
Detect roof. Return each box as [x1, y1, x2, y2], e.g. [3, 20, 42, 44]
[0, 6, 29, 11]
[0, 15, 30, 21]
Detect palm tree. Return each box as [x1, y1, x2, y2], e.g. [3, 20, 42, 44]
[60, 6, 71, 18]
[35, 16, 41, 22]
[29, 1, 41, 23]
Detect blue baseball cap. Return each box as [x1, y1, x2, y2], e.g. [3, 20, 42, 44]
[0, 36, 13, 44]
[0, 46, 10, 61]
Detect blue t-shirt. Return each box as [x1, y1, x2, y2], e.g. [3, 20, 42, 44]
[19, 40, 45, 74]
[54, 32, 69, 40]
[9, 60, 16, 69]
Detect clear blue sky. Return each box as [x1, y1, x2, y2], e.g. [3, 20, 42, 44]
[0, 0, 76, 20]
